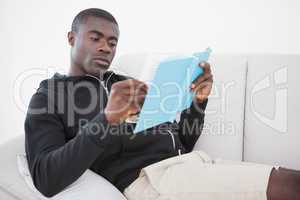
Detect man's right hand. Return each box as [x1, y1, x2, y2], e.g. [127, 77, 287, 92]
[104, 79, 148, 125]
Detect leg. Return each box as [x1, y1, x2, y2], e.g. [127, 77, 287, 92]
[124, 151, 300, 200]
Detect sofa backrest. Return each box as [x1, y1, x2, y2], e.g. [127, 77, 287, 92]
[244, 55, 300, 169]
[193, 55, 247, 161]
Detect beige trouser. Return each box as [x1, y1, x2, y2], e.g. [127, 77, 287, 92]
[123, 151, 273, 200]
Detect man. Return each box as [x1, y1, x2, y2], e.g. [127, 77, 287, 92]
[25, 8, 299, 200]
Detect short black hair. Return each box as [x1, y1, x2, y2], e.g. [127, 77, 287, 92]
[71, 8, 118, 32]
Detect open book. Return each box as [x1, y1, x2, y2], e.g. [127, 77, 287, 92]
[134, 48, 212, 133]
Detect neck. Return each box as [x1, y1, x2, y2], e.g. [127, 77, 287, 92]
[68, 65, 86, 76]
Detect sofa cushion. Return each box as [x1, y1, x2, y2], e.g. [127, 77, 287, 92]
[17, 154, 127, 200]
[244, 55, 300, 169]
[0, 135, 126, 200]
[0, 135, 37, 200]
[113, 53, 248, 160]
[0, 188, 19, 200]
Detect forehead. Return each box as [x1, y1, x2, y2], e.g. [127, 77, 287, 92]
[79, 16, 119, 38]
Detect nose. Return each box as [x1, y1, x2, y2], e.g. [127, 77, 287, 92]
[96, 39, 112, 54]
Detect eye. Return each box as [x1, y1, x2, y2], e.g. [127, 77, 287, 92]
[109, 42, 117, 47]
[90, 37, 99, 42]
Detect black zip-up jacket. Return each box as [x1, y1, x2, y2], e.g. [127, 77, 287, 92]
[25, 71, 208, 197]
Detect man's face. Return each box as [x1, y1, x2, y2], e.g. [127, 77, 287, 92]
[69, 16, 119, 76]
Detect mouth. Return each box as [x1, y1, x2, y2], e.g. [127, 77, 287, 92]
[93, 57, 110, 66]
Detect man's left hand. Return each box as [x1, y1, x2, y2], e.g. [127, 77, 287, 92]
[190, 62, 213, 104]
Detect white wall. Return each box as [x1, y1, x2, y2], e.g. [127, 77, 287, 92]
[0, 0, 299, 144]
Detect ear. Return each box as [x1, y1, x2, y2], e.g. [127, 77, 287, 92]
[68, 31, 75, 46]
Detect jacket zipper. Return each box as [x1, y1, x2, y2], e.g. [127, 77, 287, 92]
[85, 72, 115, 96]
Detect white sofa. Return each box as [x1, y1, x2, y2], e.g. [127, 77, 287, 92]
[1, 54, 299, 199]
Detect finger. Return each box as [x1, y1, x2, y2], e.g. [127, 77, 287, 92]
[195, 82, 212, 100]
[127, 81, 148, 94]
[134, 94, 147, 105]
[127, 94, 146, 107]
[128, 112, 140, 117]
[135, 81, 149, 93]
[121, 88, 148, 96]
[199, 62, 211, 73]
[194, 82, 213, 104]
[114, 79, 148, 92]
[129, 103, 143, 115]
[195, 94, 207, 103]
[191, 74, 213, 91]
[191, 64, 213, 88]
[195, 81, 213, 95]
[127, 79, 148, 89]
[115, 84, 148, 97]
[116, 94, 143, 115]
[199, 62, 211, 74]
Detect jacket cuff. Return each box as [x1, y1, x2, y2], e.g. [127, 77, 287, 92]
[190, 98, 208, 114]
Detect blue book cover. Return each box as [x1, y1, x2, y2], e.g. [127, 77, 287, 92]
[134, 48, 212, 133]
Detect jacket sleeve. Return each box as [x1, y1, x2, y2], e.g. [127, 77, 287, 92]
[25, 92, 119, 197]
[177, 99, 208, 152]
